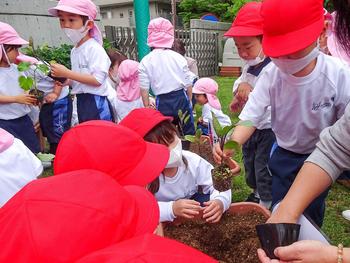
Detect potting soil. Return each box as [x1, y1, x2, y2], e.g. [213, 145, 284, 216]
[189, 141, 216, 165]
[212, 164, 233, 192]
[164, 212, 265, 263]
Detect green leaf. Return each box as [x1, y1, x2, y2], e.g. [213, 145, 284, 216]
[17, 62, 31, 72]
[211, 112, 223, 137]
[238, 120, 254, 127]
[184, 114, 190, 125]
[178, 109, 183, 120]
[222, 125, 234, 136]
[184, 135, 197, 143]
[195, 128, 202, 139]
[37, 64, 50, 75]
[223, 140, 240, 151]
[18, 76, 34, 91]
[36, 152, 55, 162]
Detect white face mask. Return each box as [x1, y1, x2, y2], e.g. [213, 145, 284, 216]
[63, 21, 90, 45]
[243, 48, 265, 67]
[271, 47, 319, 75]
[165, 137, 183, 168]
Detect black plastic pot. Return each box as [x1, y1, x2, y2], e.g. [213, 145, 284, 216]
[256, 223, 300, 259]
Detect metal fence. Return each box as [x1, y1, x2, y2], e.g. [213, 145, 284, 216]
[105, 26, 219, 77]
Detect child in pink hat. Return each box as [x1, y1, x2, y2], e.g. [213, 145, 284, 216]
[139, 18, 196, 147]
[192, 78, 231, 138]
[115, 59, 144, 121]
[214, 0, 350, 227]
[0, 128, 42, 207]
[0, 22, 40, 153]
[48, 0, 114, 124]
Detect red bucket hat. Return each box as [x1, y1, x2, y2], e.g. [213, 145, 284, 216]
[0, 170, 159, 263]
[76, 234, 218, 263]
[54, 120, 169, 187]
[224, 2, 263, 37]
[261, 0, 324, 57]
[119, 108, 173, 137]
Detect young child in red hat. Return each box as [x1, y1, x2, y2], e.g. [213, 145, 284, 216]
[224, 2, 276, 209]
[120, 108, 231, 223]
[214, 0, 350, 227]
[0, 170, 159, 263]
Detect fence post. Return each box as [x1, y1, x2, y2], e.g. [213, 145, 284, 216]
[134, 0, 150, 60]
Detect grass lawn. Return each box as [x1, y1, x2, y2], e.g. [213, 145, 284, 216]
[215, 76, 350, 246]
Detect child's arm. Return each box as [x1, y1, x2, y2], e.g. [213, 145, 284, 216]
[139, 60, 151, 108]
[44, 81, 64, 104]
[0, 94, 37, 105]
[158, 200, 201, 222]
[50, 63, 101, 87]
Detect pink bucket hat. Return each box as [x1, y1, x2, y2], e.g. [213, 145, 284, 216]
[193, 78, 221, 110]
[0, 22, 28, 61]
[48, 0, 102, 45]
[147, 18, 174, 49]
[0, 128, 14, 153]
[117, 59, 141, 101]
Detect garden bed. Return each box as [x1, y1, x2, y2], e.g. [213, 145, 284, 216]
[164, 203, 270, 263]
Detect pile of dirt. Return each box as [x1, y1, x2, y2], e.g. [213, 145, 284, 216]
[164, 212, 266, 263]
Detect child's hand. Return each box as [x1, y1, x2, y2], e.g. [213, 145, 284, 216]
[212, 143, 234, 164]
[198, 117, 203, 123]
[44, 92, 58, 104]
[33, 121, 40, 133]
[15, 94, 37, 105]
[236, 82, 252, 103]
[173, 199, 201, 219]
[230, 96, 244, 113]
[149, 97, 156, 109]
[50, 63, 70, 78]
[203, 200, 224, 223]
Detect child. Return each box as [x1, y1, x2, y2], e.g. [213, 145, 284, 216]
[107, 49, 127, 87]
[0, 170, 159, 262]
[214, 0, 350, 227]
[17, 54, 72, 154]
[115, 59, 144, 121]
[224, 2, 276, 209]
[0, 128, 42, 207]
[120, 108, 231, 223]
[139, 18, 196, 143]
[192, 78, 231, 137]
[48, 0, 114, 123]
[0, 22, 40, 153]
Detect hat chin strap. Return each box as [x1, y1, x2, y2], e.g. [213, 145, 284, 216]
[0, 45, 10, 65]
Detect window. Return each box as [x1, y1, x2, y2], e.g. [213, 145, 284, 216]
[107, 11, 113, 19]
[120, 12, 124, 18]
[128, 10, 133, 17]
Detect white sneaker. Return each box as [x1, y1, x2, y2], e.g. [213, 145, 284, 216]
[342, 210, 350, 221]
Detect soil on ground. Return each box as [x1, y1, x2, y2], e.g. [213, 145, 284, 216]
[164, 212, 266, 263]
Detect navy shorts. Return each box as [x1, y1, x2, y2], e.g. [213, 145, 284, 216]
[76, 93, 114, 123]
[156, 89, 195, 136]
[269, 146, 330, 227]
[0, 114, 40, 153]
[39, 95, 73, 144]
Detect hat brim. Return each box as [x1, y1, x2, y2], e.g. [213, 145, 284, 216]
[207, 94, 221, 110]
[118, 140, 169, 187]
[263, 18, 324, 57]
[123, 186, 159, 236]
[192, 86, 205, 94]
[48, 6, 89, 18]
[5, 37, 28, 45]
[224, 26, 263, 37]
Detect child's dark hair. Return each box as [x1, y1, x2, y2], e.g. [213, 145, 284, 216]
[172, 39, 186, 56]
[81, 15, 89, 24]
[3, 44, 21, 52]
[107, 48, 127, 69]
[333, 0, 350, 56]
[256, 35, 263, 42]
[144, 120, 188, 194]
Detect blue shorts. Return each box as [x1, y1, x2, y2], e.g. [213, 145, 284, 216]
[156, 89, 195, 136]
[76, 93, 114, 123]
[39, 95, 73, 144]
[0, 114, 40, 153]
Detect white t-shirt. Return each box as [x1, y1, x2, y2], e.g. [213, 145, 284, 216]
[202, 103, 232, 127]
[0, 64, 31, 120]
[115, 97, 144, 122]
[70, 38, 110, 96]
[139, 49, 194, 95]
[155, 150, 232, 222]
[233, 63, 272, 130]
[240, 53, 350, 154]
[0, 138, 43, 207]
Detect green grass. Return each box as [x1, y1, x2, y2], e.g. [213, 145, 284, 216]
[215, 76, 350, 246]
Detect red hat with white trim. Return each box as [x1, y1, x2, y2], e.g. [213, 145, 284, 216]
[261, 0, 324, 57]
[0, 170, 159, 263]
[76, 234, 218, 263]
[224, 2, 263, 37]
[54, 120, 169, 187]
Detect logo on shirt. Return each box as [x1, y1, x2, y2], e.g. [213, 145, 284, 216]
[311, 100, 332, 111]
[79, 64, 88, 69]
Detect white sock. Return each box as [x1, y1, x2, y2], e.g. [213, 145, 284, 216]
[259, 200, 271, 209]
